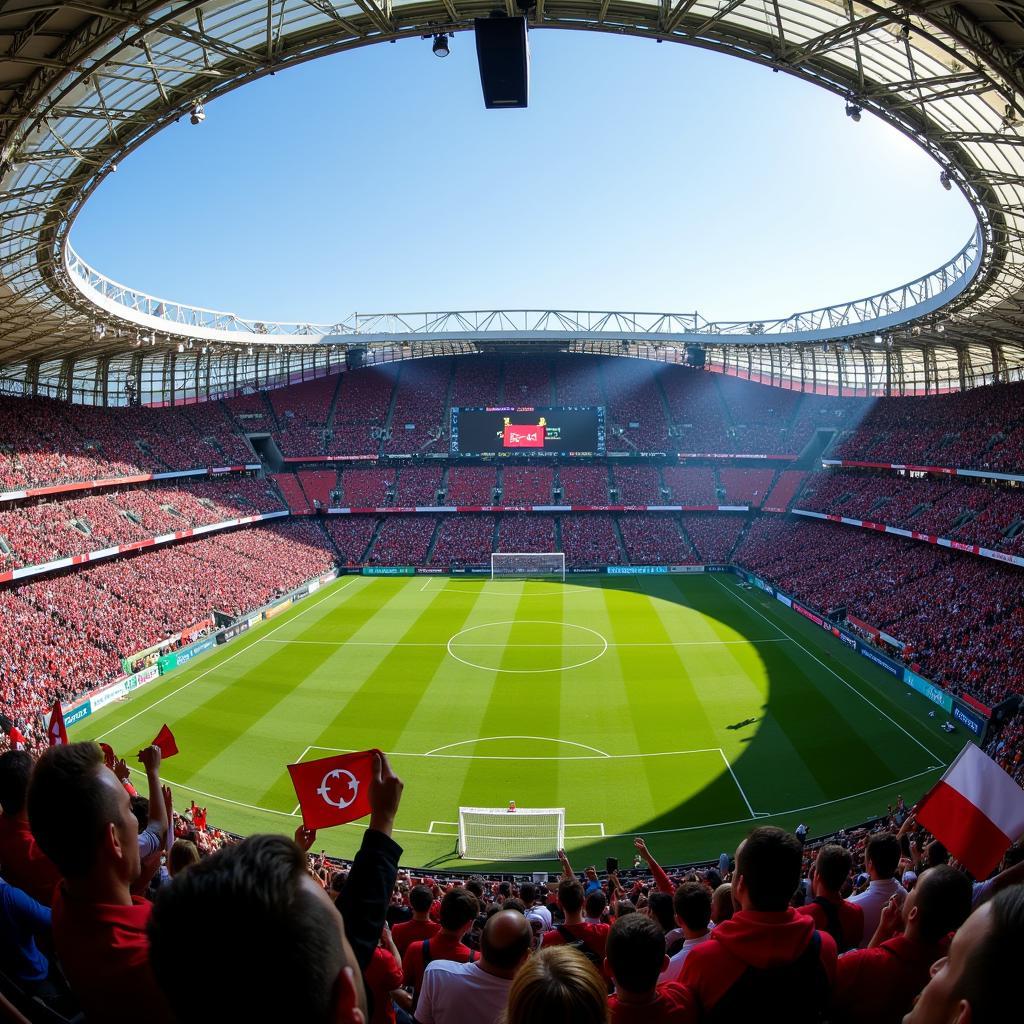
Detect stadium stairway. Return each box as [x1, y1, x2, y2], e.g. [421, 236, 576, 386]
[610, 515, 629, 562]
[322, 372, 346, 437]
[423, 518, 443, 564]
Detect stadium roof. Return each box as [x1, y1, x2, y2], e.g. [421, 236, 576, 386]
[2, 1, 1024, 399]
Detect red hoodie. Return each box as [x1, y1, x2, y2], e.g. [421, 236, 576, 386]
[679, 909, 837, 1013]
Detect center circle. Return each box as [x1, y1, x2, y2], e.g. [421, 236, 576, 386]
[446, 620, 609, 674]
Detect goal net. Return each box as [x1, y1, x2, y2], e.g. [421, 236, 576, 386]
[458, 806, 566, 860]
[491, 552, 566, 581]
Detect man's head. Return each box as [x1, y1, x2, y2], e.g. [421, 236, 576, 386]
[813, 844, 853, 896]
[520, 881, 537, 906]
[409, 884, 433, 915]
[149, 834, 366, 1023]
[480, 909, 533, 976]
[439, 887, 478, 935]
[865, 831, 901, 881]
[734, 826, 803, 912]
[902, 865, 972, 947]
[673, 881, 712, 934]
[0, 750, 33, 816]
[711, 882, 734, 923]
[605, 913, 668, 996]
[647, 891, 675, 932]
[167, 839, 199, 877]
[27, 741, 140, 884]
[905, 884, 1024, 1024]
[585, 889, 607, 921]
[557, 877, 585, 916]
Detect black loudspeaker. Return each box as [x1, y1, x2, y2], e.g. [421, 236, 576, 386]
[345, 347, 365, 371]
[474, 16, 529, 109]
[686, 345, 706, 368]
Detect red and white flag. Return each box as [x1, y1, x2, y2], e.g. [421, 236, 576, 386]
[917, 742, 1024, 879]
[48, 701, 68, 747]
[287, 750, 376, 831]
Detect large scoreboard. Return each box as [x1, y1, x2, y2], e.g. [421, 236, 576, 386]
[450, 406, 606, 458]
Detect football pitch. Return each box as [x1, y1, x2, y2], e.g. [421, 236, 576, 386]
[78, 573, 964, 869]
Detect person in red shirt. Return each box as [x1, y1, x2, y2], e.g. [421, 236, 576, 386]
[680, 826, 837, 1021]
[365, 924, 406, 1024]
[0, 750, 61, 906]
[392, 883, 440, 958]
[606, 913, 696, 1023]
[797, 843, 864, 953]
[541, 877, 611, 964]
[832, 865, 972, 1024]
[26, 741, 172, 1024]
[403, 886, 478, 1007]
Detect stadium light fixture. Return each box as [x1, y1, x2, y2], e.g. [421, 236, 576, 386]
[940, 170, 952, 191]
[845, 103, 862, 122]
[873, 334, 883, 345]
[190, 102, 205, 125]
[432, 33, 450, 58]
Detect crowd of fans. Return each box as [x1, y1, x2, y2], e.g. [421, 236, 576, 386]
[561, 515, 623, 565]
[1, 741, 1021, 1024]
[0, 478, 285, 570]
[0, 520, 335, 732]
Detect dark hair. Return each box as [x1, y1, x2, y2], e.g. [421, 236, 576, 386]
[647, 891, 675, 932]
[129, 795, 149, 835]
[409, 884, 434, 913]
[168, 839, 200, 876]
[558, 877, 585, 914]
[959, 885, 1024, 1022]
[465, 877, 485, 900]
[439, 888, 479, 931]
[814, 845, 853, 893]
[736, 827, 803, 912]
[607, 913, 665, 994]
[149, 834, 346, 1022]
[914, 865, 972, 945]
[520, 881, 537, 905]
[866, 832, 902, 879]
[27, 742, 118, 878]
[503, 898, 527, 914]
[673, 881, 712, 931]
[481, 910, 533, 969]
[498, 881, 512, 898]
[0, 750, 33, 815]
[585, 889, 607, 919]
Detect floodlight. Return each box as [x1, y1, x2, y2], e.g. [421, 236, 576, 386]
[432, 33, 450, 58]
[940, 170, 952, 191]
[190, 102, 205, 125]
[845, 103, 862, 122]
[873, 334, 883, 345]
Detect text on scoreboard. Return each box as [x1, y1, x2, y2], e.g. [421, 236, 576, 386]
[450, 406, 606, 457]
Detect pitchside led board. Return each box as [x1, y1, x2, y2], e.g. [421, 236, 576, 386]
[450, 406, 606, 458]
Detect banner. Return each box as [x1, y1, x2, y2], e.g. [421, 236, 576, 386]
[90, 680, 128, 712]
[860, 644, 903, 678]
[904, 669, 953, 712]
[669, 565, 705, 573]
[361, 566, 415, 576]
[62, 701, 92, 728]
[264, 598, 294, 619]
[218, 619, 251, 644]
[607, 565, 668, 575]
[960, 693, 992, 717]
[952, 701, 986, 737]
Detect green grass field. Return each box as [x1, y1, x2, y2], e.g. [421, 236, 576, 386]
[77, 573, 965, 869]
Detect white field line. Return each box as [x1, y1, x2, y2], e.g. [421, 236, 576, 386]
[261, 638, 786, 648]
[308, 743, 724, 762]
[419, 579, 432, 592]
[95, 577, 360, 741]
[290, 745, 313, 816]
[424, 736, 611, 757]
[710, 576, 946, 765]
[718, 748, 761, 818]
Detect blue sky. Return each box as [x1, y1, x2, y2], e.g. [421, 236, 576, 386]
[74, 30, 975, 324]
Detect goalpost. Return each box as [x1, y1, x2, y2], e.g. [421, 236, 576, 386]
[458, 807, 566, 860]
[491, 552, 566, 581]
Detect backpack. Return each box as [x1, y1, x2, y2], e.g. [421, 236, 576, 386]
[707, 931, 830, 1024]
[811, 896, 849, 952]
[555, 925, 604, 970]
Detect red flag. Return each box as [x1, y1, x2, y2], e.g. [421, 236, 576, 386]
[48, 702, 68, 747]
[151, 725, 178, 758]
[99, 742, 116, 769]
[8, 727, 25, 751]
[287, 750, 376, 830]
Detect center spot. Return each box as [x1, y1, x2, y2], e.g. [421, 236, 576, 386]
[446, 620, 609, 674]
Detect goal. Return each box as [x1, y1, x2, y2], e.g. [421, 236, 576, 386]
[458, 806, 566, 860]
[491, 552, 566, 581]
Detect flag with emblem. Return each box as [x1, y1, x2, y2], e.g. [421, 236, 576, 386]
[287, 750, 376, 830]
[48, 701, 68, 747]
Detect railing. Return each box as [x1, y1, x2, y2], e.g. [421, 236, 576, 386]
[64, 227, 982, 346]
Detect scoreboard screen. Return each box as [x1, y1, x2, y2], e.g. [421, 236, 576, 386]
[450, 406, 606, 458]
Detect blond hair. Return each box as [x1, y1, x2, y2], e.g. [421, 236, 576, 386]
[502, 945, 608, 1024]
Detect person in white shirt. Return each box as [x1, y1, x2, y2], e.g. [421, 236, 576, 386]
[519, 882, 552, 931]
[659, 881, 713, 982]
[848, 832, 907, 947]
[415, 909, 532, 1024]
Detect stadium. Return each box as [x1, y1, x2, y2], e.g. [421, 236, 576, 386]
[1, 3, 1024, 1023]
